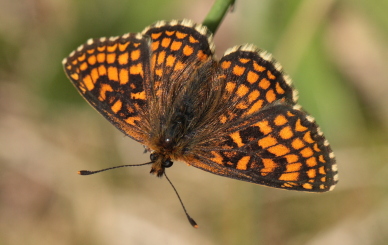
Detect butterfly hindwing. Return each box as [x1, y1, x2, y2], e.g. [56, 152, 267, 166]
[63, 33, 152, 143]
[215, 45, 297, 126]
[142, 20, 215, 100]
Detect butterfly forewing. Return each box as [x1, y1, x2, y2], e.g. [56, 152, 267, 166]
[187, 104, 337, 192]
[62, 34, 152, 143]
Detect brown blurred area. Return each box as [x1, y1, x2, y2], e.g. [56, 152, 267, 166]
[1, 0, 388, 244]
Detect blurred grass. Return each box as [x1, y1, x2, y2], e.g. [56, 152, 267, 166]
[1, 0, 388, 244]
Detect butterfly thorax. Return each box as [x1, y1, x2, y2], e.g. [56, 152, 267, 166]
[147, 62, 225, 176]
[148, 105, 196, 176]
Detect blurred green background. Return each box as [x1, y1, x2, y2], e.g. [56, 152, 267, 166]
[1, 0, 388, 244]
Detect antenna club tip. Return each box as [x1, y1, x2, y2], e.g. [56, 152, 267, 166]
[78, 170, 91, 175]
[188, 217, 198, 228]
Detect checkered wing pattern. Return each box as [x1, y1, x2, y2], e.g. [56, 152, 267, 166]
[142, 19, 214, 98]
[216, 45, 296, 124]
[188, 105, 337, 192]
[141, 20, 217, 134]
[62, 33, 152, 143]
[63, 19, 338, 192]
[185, 46, 337, 192]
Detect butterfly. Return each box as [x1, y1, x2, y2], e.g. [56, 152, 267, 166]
[62, 19, 338, 193]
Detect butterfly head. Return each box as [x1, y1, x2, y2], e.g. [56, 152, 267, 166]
[149, 152, 174, 177]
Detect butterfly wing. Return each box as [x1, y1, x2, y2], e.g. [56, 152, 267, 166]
[140, 20, 221, 147]
[141, 19, 215, 100]
[63, 33, 153, 143]
[185, 46, 338, 192]
[213, 45, 297, 125]
[63, 20, 217, 149]
[187, 104, 337, 192]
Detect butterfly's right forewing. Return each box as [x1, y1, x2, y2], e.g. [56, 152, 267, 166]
[63, 33, 153, 143]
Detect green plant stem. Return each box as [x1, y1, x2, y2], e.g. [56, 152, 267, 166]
[202, 0, 236, 34]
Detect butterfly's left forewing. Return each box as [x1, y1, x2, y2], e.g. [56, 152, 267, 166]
[187, 104, 338, 192]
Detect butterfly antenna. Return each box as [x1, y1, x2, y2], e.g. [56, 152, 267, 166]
[164, 172, 198, 228]
[78, 162, 153, 175]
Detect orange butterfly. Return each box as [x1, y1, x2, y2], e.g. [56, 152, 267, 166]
[63, 19, 337, 196]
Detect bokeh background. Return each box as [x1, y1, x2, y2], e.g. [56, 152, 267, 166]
[1, 0, 388, 244]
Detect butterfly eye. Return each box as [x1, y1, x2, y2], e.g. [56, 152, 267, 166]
[162, 159, 173, 168]
[150, 153, 159, 162]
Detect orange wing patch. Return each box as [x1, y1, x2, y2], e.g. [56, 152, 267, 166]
[142, 21, 214, 100]
[216, 46, 296, 124]
[193, 104, 337, 192]
[63, 33, 152, 144]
